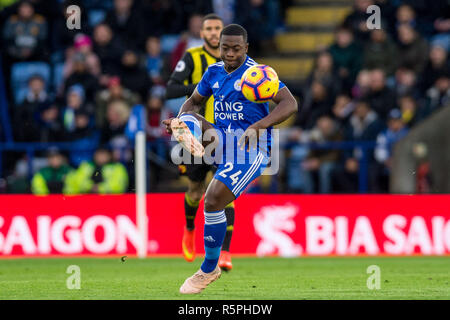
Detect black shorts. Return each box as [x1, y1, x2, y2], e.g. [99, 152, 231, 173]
[178, 163, 216, 182]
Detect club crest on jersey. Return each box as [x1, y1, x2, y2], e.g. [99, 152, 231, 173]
[234, 79, 241, 91]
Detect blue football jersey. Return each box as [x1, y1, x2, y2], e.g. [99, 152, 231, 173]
[196, 55, 285, 146]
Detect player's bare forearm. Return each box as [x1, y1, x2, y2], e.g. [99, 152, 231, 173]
[163, 89, 209, 134]
[258, 87, 298, 129]
[238, 87, 298, 151]
[177, 89, 209, 117]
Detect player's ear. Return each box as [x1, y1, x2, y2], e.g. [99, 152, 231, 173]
[245, 43, 248, 53]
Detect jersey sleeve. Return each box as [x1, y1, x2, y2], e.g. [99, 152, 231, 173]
[168, 52, 194, 85]
[278, 80, 286, 90]
[196, 67, 213, 97]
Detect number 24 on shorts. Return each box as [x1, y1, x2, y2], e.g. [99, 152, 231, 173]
[218, 162, 242, 186]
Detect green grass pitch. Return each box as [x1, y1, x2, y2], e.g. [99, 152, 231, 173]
[0, 256, 448, 299]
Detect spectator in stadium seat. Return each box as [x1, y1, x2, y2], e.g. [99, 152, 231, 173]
[397, 95, 422, 129]
[31, 149, 72, 195]
[100, 100, 130, 146]
[61, 85, 94, 135]
[63, 52, 99, 102]
[289, 115, 342, 194]
[170, 13, 205, 70]
[2, 0, 48, 61]
[423, 72, 450, 117]
[372, 108, 409, 192]
[332, 99, 384, 192]
[366, 69, 396, 120]
[392, 67, 419, 99]
[13, 74, 50, 141]
[419, 45, 450, 94]
[63, 34, 101, 79]
[64, 147, 128, 194]
[119, 50, 151, 103]
[395, 4, 417, 30]
[328, 26, 362, 92]
[145, 36, 170, 86]
[297, 80, 332, 130]
[92, 23, 126, 86]
[396, 24, 429, 75]
[342, 0, 374, 42]
[351, 69, 371, 99]
[95, 76, 138, 128]
[35, 101, 64, 142]
[306, 51, 341, 103]
[103, 0, 145, 51]
[363, 28, 398, 77]
[332, 93, 354, 127]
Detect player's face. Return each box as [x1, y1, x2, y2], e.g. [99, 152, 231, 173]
[220, 35, 248, 70]
[201, 19, 223, 49]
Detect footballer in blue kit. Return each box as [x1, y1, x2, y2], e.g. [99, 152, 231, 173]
[195, 54, 287, 198]
[163, 24, 298, 294]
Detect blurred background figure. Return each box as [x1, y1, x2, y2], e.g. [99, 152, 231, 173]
[372, 109, 409, 192]
[95, 76, 137, 128]
[170, 13, 204, 69]
[119, 50, 151, 102]
[13, 74, 50, 141]
[31, 149, 72, 195]
[328, 26, 362, 92]
[64, 147, 128, 195]
[2, 0, 47, 61]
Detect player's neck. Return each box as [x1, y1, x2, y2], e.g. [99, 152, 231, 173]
[203, 44, 220, 59]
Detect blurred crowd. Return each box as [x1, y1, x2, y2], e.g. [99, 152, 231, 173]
[0, 0, 283, 194]
[0, 0, 448, 194]
[284, 0, 449, 194]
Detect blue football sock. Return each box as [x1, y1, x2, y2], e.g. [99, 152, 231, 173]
[201, 209, 227, 273]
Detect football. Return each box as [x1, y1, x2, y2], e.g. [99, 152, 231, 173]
[240, 64, 280, 103]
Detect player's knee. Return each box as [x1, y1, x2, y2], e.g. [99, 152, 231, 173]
[204, 193, 222, 212]
[187, 183, 205, 203]
[187, 189, 203, 203]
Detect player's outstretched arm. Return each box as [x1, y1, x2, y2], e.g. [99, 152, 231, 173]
[238, 86, 298, 151]
[162, 89, 210, 134]
[260, 86, 298, 128]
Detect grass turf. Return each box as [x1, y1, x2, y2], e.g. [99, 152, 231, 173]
[0, 256, 448, 300]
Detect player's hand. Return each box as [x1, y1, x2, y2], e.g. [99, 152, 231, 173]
[238, 122, 265, 152]
[162, 118, 175, 135]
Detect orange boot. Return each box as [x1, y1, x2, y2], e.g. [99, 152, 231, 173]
[218, 251, 232, 271]
[182, 227, 195, 262]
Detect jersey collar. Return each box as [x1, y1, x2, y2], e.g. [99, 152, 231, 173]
[223, 55, 248, 75]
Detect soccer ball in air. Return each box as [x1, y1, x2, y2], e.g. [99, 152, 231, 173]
[240, 64, 279, 103]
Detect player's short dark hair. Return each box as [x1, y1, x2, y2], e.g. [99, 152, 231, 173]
[220, 24, 248, 43]
[202, 13, 223, 27]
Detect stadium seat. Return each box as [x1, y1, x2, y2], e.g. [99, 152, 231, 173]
[11, 62, 51, 105]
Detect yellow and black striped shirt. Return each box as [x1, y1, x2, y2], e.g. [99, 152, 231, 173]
[166, 46, 220, 123]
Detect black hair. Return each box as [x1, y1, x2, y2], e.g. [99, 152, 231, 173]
[220, 24, 248, 43]
[202, 13, 223, 26]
